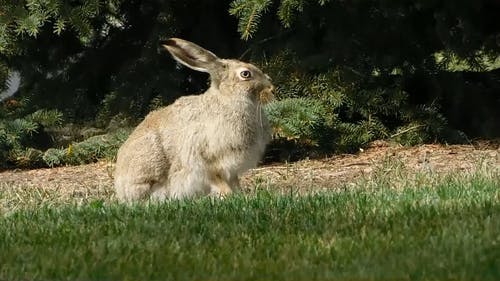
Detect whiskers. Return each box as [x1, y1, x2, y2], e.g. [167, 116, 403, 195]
[258, 87, 274, 104]
[257, 87, 273, 129]
[257, 101, 263, 129]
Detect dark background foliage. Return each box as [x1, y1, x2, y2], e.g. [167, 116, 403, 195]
[0, 0, 499, 167]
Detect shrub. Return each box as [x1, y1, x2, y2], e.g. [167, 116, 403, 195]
[42, 128, 131, 167]
[0, 98, 131, 168]
[0, 106, 63, 168]
[265, 97, 332, 147]
[261, 51, 466, 153]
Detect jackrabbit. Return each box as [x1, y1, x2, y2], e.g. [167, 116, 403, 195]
[114, 38, 274, 201]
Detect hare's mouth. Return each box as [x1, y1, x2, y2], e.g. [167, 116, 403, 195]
[258, 86, 274, 104]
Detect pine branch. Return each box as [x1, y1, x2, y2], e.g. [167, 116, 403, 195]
[389, 124, 426, 139]
[243, 5, 258, 40]
[278, 0, 303, 28]
[230, 0, 272, 40]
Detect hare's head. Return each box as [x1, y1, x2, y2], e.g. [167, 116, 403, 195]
[163, 38, 274, 104]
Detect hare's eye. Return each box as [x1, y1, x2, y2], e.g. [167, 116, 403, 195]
[240, 70, 252, 79]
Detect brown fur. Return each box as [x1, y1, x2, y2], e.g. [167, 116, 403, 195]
[114, 38, 273, 201]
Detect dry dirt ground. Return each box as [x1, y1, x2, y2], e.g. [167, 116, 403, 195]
[0, 141, 499, 202]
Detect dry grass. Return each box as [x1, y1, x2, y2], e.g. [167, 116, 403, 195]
[243, 142, 499, 192]
[1, 142, 498, 213]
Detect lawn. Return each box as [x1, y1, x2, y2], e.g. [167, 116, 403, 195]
[0, 164, 498, 281]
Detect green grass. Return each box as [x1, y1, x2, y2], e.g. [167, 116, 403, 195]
[1, 171, 499, 280]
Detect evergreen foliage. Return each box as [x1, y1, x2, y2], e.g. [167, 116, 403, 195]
[0, 98, 129, 168]
[0, 104, 63, 167]
[261, 50, 469, 152]
[0, 0, 124, 91]
[229, 0, 272, 40]
[265, 97, 331, 147]
[42, 128, 130, 167]
[0, 0, 244, 122]
[0, 0, 123, 51]
[0, 0, 499, 167]
[240, 0, 499, 151]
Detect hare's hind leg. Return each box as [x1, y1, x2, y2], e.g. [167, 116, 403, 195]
[164, 162, 211, 199]
[114, 133, 169, 202]
[160, 163, 234, 199]
[115, 180, 151, 202]
[207, 172, 234, 198]
[148, 181, 169, 201]
[229, 174, 241, 191]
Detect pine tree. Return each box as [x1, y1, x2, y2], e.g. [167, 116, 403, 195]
[234, 0, 499, 150]
[0, 102, 63, 167]
[0, 0, 498, 167]
[0, 0, 123, 53]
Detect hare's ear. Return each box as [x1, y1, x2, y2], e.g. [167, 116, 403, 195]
[162, 38, 220, 73]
